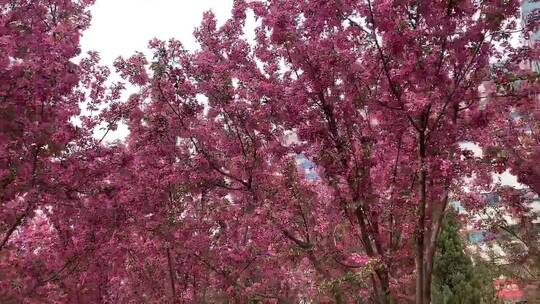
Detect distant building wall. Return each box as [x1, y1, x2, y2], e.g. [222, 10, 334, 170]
[522, 0, 540, 40]
[522, 0, 540, 72]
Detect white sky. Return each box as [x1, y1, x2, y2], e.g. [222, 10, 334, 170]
[79, 0, 234, 142]
[81, 0, 234, 65]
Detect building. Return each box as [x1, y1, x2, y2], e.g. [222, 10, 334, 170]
[521, 0, 540, 72]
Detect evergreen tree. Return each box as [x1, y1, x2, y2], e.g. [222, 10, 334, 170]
[432, 211, 497, 304]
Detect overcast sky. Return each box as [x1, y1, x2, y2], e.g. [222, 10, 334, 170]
[80, 0, 234, 65]
[79, 0, 234, 142]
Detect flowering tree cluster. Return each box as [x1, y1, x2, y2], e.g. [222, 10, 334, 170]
[1, 0, 538, 303]
[0, 0, 102, 302]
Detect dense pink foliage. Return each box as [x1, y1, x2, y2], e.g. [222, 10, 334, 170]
[0, 0, 537, 303]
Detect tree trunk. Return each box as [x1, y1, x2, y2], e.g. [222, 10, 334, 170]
[415, 132, 427, 304]
[423, 192, 449, 304]
[355, 205, 392, 304]
[166, 247, 176, 303]
[415, 130, 450, 304]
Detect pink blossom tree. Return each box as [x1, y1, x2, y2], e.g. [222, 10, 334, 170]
[1, 0, 536, 303]
[0, 0, 102, 301]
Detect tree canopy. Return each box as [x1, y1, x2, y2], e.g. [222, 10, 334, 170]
[0, 0, 538, 303]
